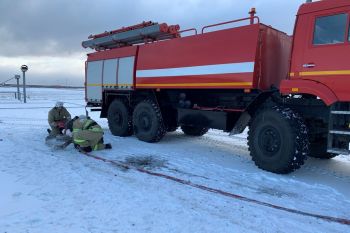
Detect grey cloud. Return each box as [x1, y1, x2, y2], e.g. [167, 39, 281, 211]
[0, 0, 142, 56]
[0, 0, 308, 86]
[1, 0, 306, 57]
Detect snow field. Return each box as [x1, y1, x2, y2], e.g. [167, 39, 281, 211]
[0, 87, 349, 232]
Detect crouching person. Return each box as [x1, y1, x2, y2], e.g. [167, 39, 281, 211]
[71, 115, 112, 153]
[48, 101, 71, 137]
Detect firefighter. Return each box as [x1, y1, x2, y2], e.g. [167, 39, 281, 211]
[47, 101, 71, 137]
[70, 115, 112, 152]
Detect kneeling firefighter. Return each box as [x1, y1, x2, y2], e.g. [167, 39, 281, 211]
[68, 115, 112, 152]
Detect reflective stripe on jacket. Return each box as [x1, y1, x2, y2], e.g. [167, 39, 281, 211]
[83, 119, 103, 133]
[74, 138, 86, 144]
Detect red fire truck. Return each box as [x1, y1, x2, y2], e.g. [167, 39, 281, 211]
[82, 0, 350, 174]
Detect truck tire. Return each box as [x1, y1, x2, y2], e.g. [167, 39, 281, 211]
[107, 99, 133, 137]
[133, 99, 166, 143]
[248, 107, 309, 174]
[181, 125, 209, 136]
[309, 140, 338, 159]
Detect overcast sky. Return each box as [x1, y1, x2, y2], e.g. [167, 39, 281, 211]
[0, 0, 307, 86]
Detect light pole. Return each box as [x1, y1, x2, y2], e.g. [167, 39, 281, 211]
[21, 65, 28, 103]
[15, 75, 21, 100]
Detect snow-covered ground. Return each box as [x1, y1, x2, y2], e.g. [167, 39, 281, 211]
[0, 87, 349, 233]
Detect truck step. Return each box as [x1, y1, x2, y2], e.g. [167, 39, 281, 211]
[331, 111, 350, 115]
[327, 148, 350, 155]
[329, 130, 350, 135]
[90, 108, 102, 112]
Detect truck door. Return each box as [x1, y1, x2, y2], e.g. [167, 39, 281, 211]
[300, 10, 350, 100]
[86, 60, 103, 103]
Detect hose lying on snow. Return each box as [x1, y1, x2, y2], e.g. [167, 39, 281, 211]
[81, 151, 350, 226]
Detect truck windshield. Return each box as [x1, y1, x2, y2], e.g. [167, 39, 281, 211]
[313, 13, 347, 45]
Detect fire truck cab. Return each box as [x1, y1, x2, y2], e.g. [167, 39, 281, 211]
[282, 0, 350, 104]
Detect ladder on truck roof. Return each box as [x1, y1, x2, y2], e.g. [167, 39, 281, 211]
[82, 21, 180, 51]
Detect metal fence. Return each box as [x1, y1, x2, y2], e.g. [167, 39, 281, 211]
[0, 91, 22, 100]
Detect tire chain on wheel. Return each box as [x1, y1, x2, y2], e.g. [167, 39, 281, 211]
[149, 99, 167, 142]
[248, 106, 309, 173]
[108, 99, 133, 136]
[134, 99, 166, 143]
[280, 107, 309, 171]
[122, 98, 133, 136]
[124, 100, 133, 135]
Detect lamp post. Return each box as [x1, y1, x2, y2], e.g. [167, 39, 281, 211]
[15, 75, 21, 100]
[21, 65, 28, 103]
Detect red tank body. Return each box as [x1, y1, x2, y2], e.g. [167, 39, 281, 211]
[86, 22, 292, 92]
[135, 24, 291, 91]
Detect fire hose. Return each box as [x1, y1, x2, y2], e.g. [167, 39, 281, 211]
[80, 151, 350, 226]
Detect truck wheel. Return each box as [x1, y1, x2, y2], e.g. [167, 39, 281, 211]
[309, 140, 338, 159]
[107, 99, 133, 137]
[133, 99, 166, 143]
[181, 125, 209, 136]
[248, 107, 309, 174]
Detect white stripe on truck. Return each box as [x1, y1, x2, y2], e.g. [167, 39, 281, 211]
[136, 62, 255, 78]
